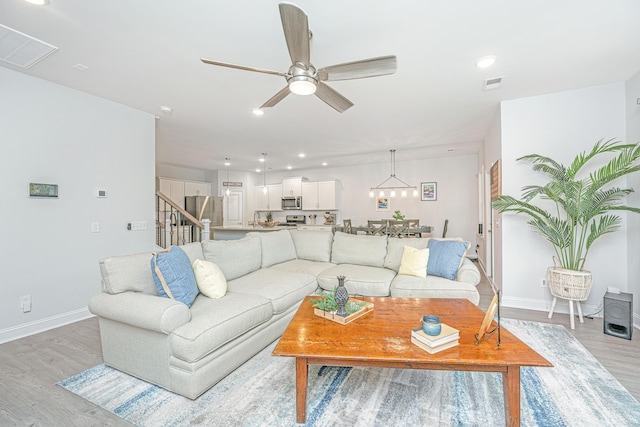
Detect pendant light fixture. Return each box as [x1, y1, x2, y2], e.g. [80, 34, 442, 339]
[369, 149, 418, 198]
[261, 153, 268, 194]
[224, 158, 231, 197]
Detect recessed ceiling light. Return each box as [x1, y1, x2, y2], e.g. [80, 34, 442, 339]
[224, 160, 231, 166]
[259, 157, 265, 162]
[256, 168, 261, 173]
[322, 162, 328, 166]
[298, 153, 305, 158]
[287, 165, 293, 170]
[24, 0, 48, 5]
[72, 63, 88, 71]
[475, 55, 497, 68]
[159, 105, 173, 114]
[252, 108, 264, 116]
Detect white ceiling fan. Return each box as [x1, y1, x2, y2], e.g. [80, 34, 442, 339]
[201, 2, 397, 112]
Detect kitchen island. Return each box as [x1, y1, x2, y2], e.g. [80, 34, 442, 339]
[211, 225, 297, 240]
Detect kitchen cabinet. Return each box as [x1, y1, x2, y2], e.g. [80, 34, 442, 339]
[282, 177, 304, 196]
[298, 225, 334, 232]
[158, 178, 186, 209]
[301, 180, 339, 210]
[184, 181, 211, 197]
[157, 178, 211, 209]
[254, 184, 283, 211]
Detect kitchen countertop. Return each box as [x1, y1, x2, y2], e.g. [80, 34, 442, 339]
[211, 225, 300, 231]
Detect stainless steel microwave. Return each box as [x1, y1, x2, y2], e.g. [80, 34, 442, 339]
[282, 196, 302, 210]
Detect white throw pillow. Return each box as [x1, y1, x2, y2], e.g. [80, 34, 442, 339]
[398, 246, 430, 278]
[192, 259, 227, 299]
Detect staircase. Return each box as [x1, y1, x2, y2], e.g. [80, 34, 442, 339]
[156, 191, 211, 248]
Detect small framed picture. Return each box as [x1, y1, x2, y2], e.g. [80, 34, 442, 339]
[29, 183, 58, 198]
[421, 182, 437, 201]
[376, 197, 390, 211]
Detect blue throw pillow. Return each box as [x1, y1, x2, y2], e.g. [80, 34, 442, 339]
[426, 240, 470, 280]
[150, 246, 199, 307]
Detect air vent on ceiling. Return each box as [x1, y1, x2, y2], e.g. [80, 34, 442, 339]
[0, 24, 58, 69]
[484, 76, 504, 91]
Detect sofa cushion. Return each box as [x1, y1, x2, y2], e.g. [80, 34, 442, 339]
[317, 264, 396, 296]
[248, 230, 297, 268]
[269, 259, 336, 277]
[171, 292, 273, 363]
[227, 268, 317, 315]
[426, 239, 470, 280]
[179, 241, 205, 263]
[398, 246, 430, 278]
[289, 230, 333, 262]
[383, 237, 430, 271]
[100, 252, 157, 295]
[202, 235, 262, 280]
[150, 247, 199, 307]
[192, 259, 227, 299]
[331, 232, 388, 267]
[390, 274, 480, 305]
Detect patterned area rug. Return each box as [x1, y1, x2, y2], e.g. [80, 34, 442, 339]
[59, 319, 640, 426]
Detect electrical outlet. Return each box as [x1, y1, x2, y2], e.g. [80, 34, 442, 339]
[21, 295, 31, 313]
[540, 278, 548, 288]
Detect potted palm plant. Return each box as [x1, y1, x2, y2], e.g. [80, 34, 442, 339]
[492, 139, 640, 302]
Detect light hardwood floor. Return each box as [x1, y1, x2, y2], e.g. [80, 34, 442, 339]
[1, 266, 638, 426]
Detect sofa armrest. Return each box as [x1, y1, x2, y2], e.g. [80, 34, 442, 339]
[89, 292, 191, 334]
[456, 258, 481, 286]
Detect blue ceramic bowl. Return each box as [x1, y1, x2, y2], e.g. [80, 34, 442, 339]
[422, 315, 441, 336]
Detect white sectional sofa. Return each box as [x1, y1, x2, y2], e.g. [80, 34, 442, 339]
[89, 230, 480, 399]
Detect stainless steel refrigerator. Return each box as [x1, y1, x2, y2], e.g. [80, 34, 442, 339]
[185, 196, 224, 240]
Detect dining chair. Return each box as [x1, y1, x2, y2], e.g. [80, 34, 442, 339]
[366, 220, 387, 236]
[387, 220, 411, 238]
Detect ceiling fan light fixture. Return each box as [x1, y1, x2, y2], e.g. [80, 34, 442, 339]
[288, 77, 317, 95]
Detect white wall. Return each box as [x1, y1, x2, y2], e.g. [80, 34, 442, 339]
[0, 68, 156, 343]
[498, 83, 627, 314]
[626, 71, 640, 323]
[481, 108, 503, 286]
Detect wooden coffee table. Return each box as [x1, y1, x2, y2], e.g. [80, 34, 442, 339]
[272, 297, 552, 427]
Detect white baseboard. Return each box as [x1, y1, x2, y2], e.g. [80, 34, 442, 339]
[0, 308, 93, 344]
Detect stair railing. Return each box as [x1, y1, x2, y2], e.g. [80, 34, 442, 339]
[156, 191, 209, 248]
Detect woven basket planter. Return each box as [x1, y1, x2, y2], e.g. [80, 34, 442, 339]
[547, 266, 592, 301]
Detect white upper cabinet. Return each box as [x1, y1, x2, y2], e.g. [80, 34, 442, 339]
[254, 184, 283, 211]
[302, 180, 338, 210]
[184, 181, 211, 196]
[282, 177, 304, 196]
[157, 177, 212, 210]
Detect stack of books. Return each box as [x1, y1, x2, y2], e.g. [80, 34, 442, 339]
[411, 323, 459, 354]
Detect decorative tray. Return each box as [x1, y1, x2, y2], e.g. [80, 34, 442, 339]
[313, 300, 374, 325]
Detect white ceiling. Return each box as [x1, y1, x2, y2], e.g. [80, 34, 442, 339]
[2, 1, 640, 173]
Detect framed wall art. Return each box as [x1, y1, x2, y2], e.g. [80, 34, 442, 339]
[375, 197, 390, 211]
[421, 182, 437, 201]
[29, 183, 58, 198]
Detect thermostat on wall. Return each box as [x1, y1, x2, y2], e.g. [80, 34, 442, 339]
[97, 189, 108, 198]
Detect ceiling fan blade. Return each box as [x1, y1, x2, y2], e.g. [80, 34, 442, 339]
[201, 58, 286, 77]
[279, 2, 310, 65]
[318, 55, 397, 81]
[315, 83, 353, 113]
[260, 86, 291, 108]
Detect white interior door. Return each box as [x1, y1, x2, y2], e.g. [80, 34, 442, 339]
[224, 190, 243, 226]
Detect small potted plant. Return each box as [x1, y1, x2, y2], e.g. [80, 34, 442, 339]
[392, 210, 405, 220]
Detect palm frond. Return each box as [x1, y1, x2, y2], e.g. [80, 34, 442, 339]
[497, 139, 640, 271]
